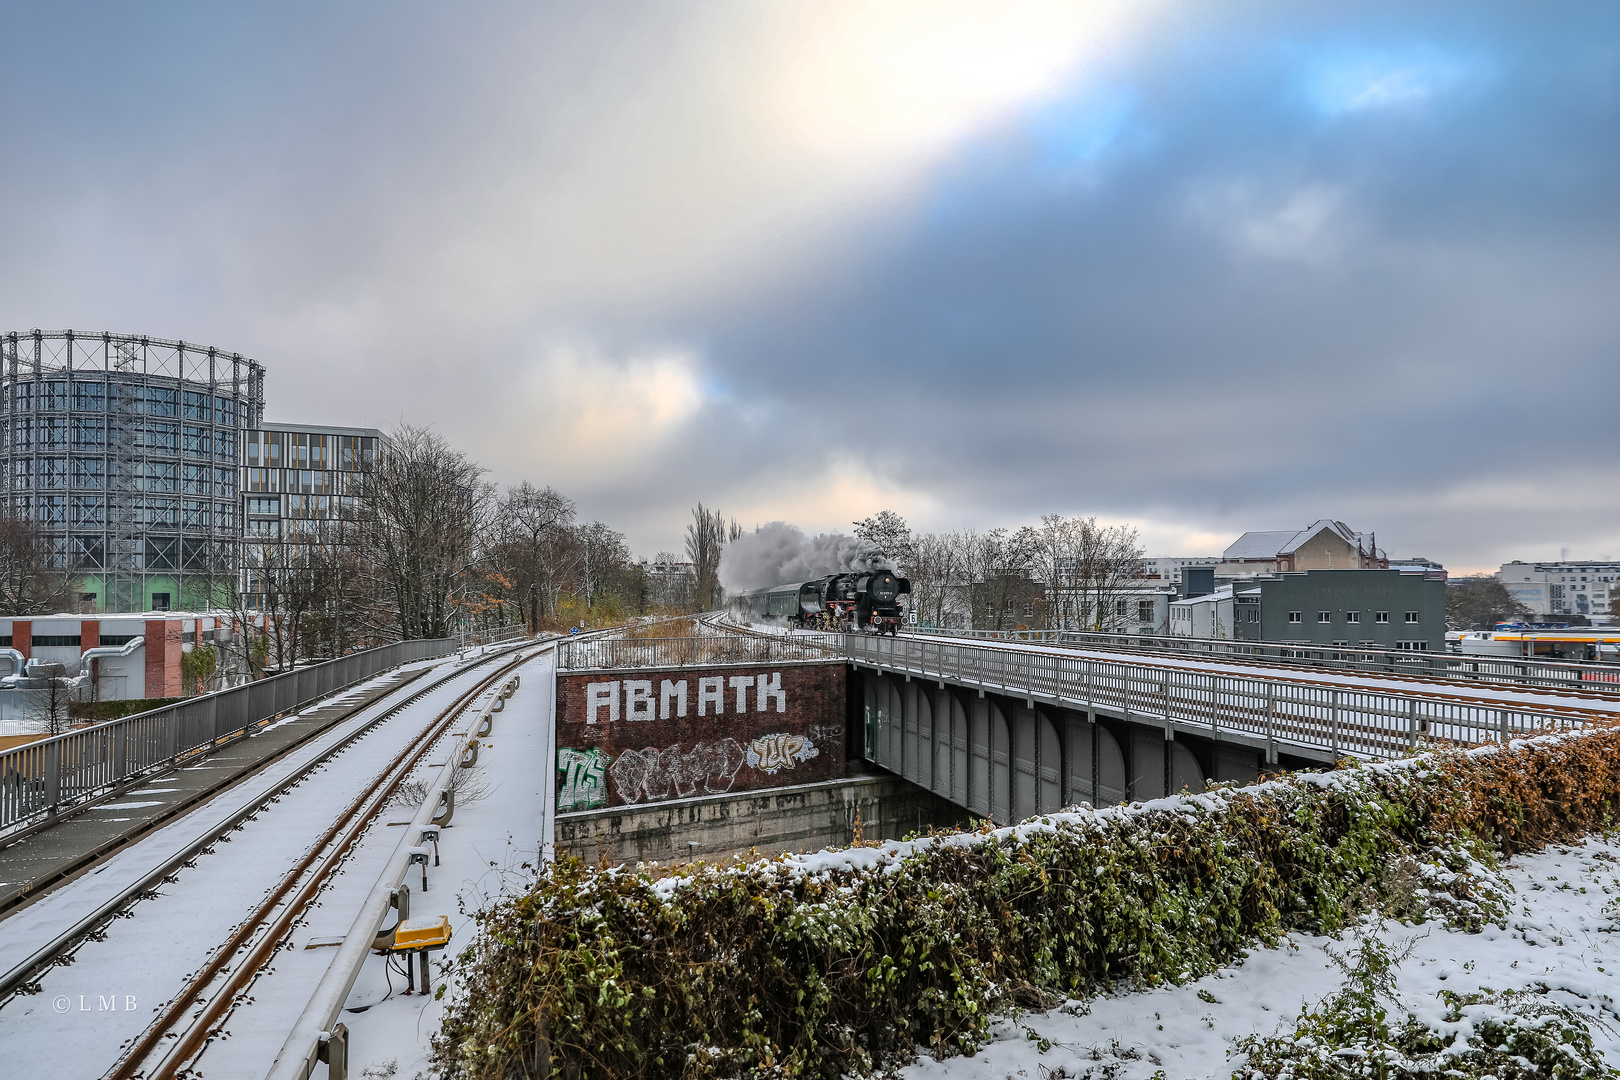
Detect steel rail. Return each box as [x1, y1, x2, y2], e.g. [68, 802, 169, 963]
[0, 667, 436, 921]
[0, 643, 528, 1005]
[105, 646, 538, 1080]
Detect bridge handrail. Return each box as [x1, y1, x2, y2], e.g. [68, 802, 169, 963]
[0, 637, 461, 839]
[900, 625, 1620, 694]
[558, 634, 834, 671]
[835, 632, 1585, 760]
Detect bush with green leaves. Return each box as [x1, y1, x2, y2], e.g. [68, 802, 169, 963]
[432, 728, 1620, 1079]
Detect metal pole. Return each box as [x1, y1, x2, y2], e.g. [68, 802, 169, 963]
[1265, 684, 1275, 764]
[1331, 690, 1339, 755]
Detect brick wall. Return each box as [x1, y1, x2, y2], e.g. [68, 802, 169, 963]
[555, 662, 846, 812]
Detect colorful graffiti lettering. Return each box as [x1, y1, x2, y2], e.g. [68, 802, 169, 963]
[609, 738, 748, 804]
[746, 733, 818, 775]
[556, 747, 610, 810]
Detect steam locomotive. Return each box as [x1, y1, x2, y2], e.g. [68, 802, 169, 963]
[733, 571, 911, 635]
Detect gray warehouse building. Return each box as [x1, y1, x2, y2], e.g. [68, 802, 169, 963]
[1233, 568, 1447, 651]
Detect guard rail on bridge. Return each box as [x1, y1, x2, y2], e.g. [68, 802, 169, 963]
[559, 634, 832, 671]
[833, 632, 1587, 762]
[904, 625, 1620, 695]
[0, 636, 469, 838]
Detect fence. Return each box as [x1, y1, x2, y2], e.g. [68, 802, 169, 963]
[457, 623, 532, 650]
[905, 625, 1620, 695]
[837, 633, 1592, 761]
[0, 637, 459, 838]
[559, 634, 835, 671]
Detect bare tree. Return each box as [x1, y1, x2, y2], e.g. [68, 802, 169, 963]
[495, 482, 577, 621]
[907, 531, 968, 628]
[577, 520, 632, 611]
[23, 664, 77, 736]
[853, 510, 915, 570]
[0, 507, 72, 615]
[1448, 577, 1532, 630]
[1059, 518, 1148, 632]
[685, 504, 728, 611]
[361, 425, 495, 640]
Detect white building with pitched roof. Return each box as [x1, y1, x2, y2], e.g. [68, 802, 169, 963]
[1216, 519, 1387, 579]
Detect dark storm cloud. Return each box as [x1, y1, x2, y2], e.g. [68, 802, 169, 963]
[684, 1, 1620, 565]
[2, 2, 1618, 569]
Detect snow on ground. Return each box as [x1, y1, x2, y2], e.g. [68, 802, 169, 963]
[0, 654, 496, 1077]
[309, 650, 557, 1080]
[902, 835, 1620, 1080]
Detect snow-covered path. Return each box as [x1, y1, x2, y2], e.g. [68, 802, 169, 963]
[903, 836, 1620, 1079]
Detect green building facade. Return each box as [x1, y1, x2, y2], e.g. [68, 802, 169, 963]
[1234, 569, 1447, 651]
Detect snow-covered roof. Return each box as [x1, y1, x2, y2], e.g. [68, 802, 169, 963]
[1223, 519, 1383, 561]
[1222, 530, 1301, 561]
[1169, 585, 1233, 607]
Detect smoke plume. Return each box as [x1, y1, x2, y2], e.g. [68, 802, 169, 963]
[719, 522, 895, 593]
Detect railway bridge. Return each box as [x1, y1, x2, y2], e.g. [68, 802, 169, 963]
[831, 631, 1620, 826]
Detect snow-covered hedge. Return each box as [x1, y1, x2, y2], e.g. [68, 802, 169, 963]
[433, 729, 1620, 1079]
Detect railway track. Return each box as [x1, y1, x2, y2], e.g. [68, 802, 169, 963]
[0, 643, 539, 1079]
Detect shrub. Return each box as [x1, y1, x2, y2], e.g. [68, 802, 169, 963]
[1233, 936, 1617, 1079]
[433, 727, 1620, 1079]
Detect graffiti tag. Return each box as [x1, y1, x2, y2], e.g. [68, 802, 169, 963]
[556, 747, 610, 811]
[608, 738, 748, 804]
[746, 733, 818, 775]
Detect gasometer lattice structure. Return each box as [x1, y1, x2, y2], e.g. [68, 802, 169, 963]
[2, 330, 265, 611]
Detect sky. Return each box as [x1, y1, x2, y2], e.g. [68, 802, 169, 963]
[3, 1, 1618, 574]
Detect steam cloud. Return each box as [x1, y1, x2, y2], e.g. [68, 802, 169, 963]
[719, 522, 895, 593]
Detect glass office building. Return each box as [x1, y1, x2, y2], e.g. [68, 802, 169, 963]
[239, 422, 384, 610]
[2, 330, 265, 611]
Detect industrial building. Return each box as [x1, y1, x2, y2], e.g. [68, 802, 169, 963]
[1, 330, 264, 611]
[1232, 568, 1447, 651]
[0, 612, 251, 720]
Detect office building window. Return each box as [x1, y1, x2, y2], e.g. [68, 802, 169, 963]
[1405, 611, 1419, 624]
[71, 458, 104, 489]
[1345, 611, 1360, 624]
[183, 463, 211, 495]
[71, 417, 105, 447]
[1317, 611, 1331, 623]
[1376, 611, 1390, 624]
[1288, 611, 1302, 624]
[72, 382, 105, 411]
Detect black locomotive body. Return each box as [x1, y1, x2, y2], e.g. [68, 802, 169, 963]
[734, 570, 910, 635]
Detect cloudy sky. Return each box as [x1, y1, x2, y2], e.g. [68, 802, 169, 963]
[4, 2, 1618, 573]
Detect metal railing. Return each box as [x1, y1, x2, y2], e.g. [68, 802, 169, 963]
[559, 634, 835, 671]
[0, 637, 459, 838]
[838, 633, 1591, 761]
[457, 623, 532, 650]
[904, 625, 1620, 694]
